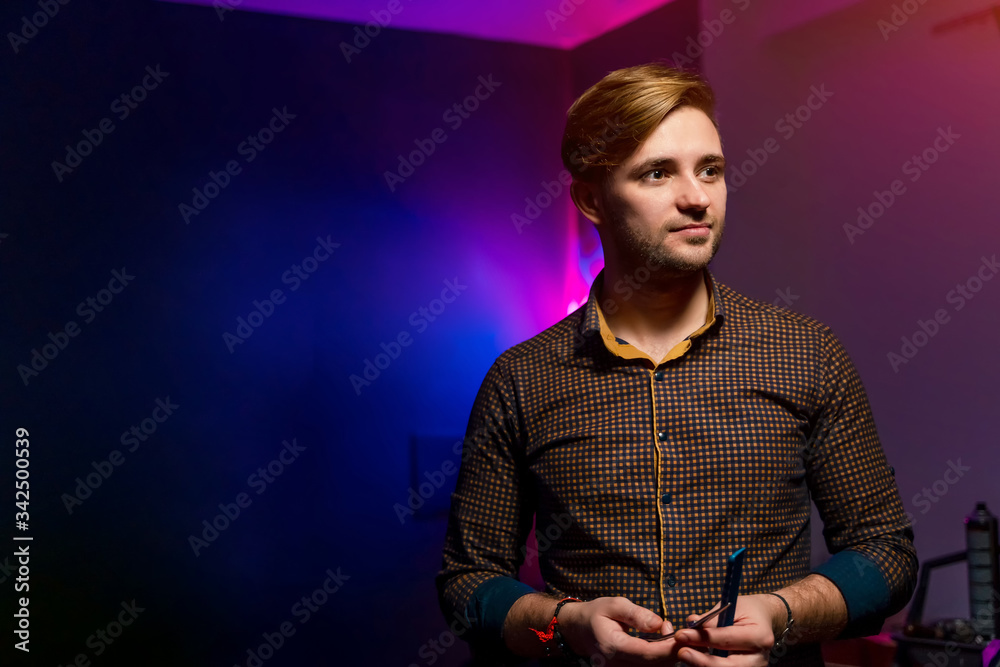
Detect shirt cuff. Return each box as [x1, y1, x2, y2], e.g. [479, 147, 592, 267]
[466, 576, 537, 643]
[812, 550, 891, 638]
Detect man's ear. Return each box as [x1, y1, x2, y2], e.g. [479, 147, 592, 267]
[570, 180, 604, 225]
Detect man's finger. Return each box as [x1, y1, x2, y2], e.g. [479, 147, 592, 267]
[604, 597, 666, 633]
[674, 624, 769, 651]
[685, 602, 723, 628]
[678, 645, 767, 667]
[605, 633, 681, 662]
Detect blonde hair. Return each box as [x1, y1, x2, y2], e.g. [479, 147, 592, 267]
[561, 63, 718, 182]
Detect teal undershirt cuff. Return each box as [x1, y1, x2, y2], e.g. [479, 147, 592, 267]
[465, 551, 890, 644]
[467, 576, 537, 644]
[812, 550, 891, 638]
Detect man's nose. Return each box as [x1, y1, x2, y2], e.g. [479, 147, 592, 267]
[676, 174, 711, 211]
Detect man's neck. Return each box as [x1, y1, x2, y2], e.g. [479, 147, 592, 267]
[598, 264, 709, 362]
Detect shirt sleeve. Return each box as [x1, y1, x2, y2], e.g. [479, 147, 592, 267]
[805, 329, 918, 637]
[436, 360, 537, 649]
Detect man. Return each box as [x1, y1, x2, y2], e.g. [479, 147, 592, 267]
[437, 63, 916, 666]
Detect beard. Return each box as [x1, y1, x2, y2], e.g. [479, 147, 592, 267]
[611, 212, 726, 284]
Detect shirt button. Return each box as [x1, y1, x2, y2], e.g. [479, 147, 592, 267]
[653, 370, 666, 381]
[657, 432, 668, 442]
[660, 493, 673, 504]
[666, 574, 677, 587]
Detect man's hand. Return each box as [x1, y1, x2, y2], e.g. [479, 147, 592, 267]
[561, 597, 681, 664]
[504, 576, 846, 664]
[504, 594, 682, 664]
[672, 594, 784, 667]
[672, 575, 849, 667]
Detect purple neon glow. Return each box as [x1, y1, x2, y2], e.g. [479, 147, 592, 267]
[565, 213, 604, 314]
[156, 0, 679, 49]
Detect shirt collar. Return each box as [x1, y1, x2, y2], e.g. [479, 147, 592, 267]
[579, 268, 724, 357]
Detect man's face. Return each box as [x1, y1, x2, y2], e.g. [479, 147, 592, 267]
[588, 106, 727, 278]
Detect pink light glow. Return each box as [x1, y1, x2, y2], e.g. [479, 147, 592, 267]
[157, 0, 678, 49]
[564, 210, 604, 315]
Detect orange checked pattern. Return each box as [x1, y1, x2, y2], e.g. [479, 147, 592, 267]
[439, 270, 916, 636]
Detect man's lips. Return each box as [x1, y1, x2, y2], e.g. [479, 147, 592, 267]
[671, 223, 711, 234]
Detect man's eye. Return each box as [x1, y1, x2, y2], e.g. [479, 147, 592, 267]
[702, 165, 723, 178]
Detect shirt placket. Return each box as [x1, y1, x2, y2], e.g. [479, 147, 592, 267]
[649, 360, 681, 619]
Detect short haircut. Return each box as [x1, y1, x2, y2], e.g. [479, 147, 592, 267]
[561, 63, 718, 182]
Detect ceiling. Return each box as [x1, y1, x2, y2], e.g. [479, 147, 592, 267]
[158, 0, 886, 50]
[158, 0, 681, 49]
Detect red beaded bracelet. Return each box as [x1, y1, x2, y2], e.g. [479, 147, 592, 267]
[528, 597, 582, 657]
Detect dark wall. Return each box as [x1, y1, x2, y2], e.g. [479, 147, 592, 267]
[1, 1, 699, 666]
[701, 0, 1000, 624]
[570, 0, 700, 95]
